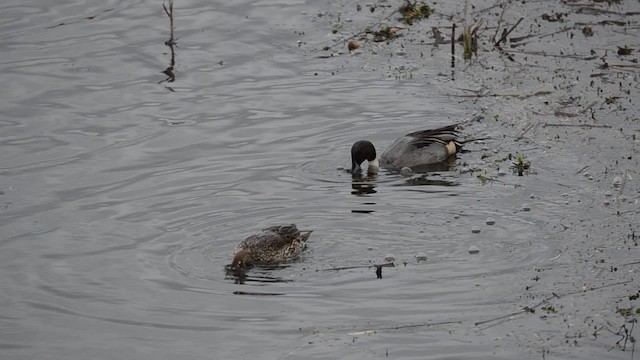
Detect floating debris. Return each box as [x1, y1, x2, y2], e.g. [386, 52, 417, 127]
[395, 49, 407, 56]
[612, 176, 623, 188]
[541, 12, 566, 22]
[347, 39, 361, 51]
[372, 26, 402, 42]
[415, 252, 427, 262]
[398, 0, 432, 25]
[384, 254, 396, 262]
[511, 153, 530, 176]
[617, 46, 633, 56]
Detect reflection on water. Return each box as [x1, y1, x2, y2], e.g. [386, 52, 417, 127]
[232, 290, 286, 296]
[225, 264, 295, 285]
[399, 173, 460, 187]
[351, 177, 378, 196]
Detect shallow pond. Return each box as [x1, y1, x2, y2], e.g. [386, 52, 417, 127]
[1, 0, 638, 359]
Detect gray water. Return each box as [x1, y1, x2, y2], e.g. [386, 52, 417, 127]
[2, 0, 636, 359]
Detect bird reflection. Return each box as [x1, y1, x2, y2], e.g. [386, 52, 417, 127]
[225, 264, 293, 285]
[349, 172, 378, 213]
[351, 174, 378, 196]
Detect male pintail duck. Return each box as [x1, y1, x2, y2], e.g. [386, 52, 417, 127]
[230, 224, 312, 271]
[351, 124, 465, 174]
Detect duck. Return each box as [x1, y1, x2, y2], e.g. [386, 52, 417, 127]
[230, 224, 312, 271]
[351, 123, 465, 174]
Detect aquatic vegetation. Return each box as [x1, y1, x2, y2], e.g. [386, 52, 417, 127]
[512, 153, 530, 176]
[617, 45, 633, 56]
[399, 1, 433, 25]
[463, 25, 473, 60]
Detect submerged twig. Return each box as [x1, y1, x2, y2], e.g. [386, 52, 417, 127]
[550, 100, 598, 118]
[516, 122, 535, 141]
[476, 279, 633, 329]
[492, 0, 510, 43]
[495, 17, 523, 46]
[574, 165, 589, 175]
[543, 123, 611, 129]
[348, 320, 461, 335]
[322, 262, 395, 271]
[510, 26, 575, 47]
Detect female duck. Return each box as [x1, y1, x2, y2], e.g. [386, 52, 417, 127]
[230, 224, 312, 271]
[351, 124, 463, 174]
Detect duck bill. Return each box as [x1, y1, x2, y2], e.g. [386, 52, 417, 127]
[351, 161, 362, 175]
[367, 158, 379, 175]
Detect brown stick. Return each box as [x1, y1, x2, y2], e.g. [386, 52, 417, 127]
[161, 0, 176, 85]
[495, 17, 523, 46]
[163, 1, 175, 45]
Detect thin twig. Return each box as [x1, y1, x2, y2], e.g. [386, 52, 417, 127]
[451, 23, 456, 68]
[163, 0, 175, 46]
[348, 320, 461, 335]
[321, 262, 395, 271]
[475, 310, 526, 327]
[492, 0, 510, 43]
[516, 122, 535, 141]
[475, 280, 633, 328]
[543, 123, 611, 129]
[575, 165, 589, 175]
[161, 0, 177, 85]
[510, 26, 575, 46]
[495, 17, 523, 46]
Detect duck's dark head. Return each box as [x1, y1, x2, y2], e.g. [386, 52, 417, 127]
[230, 249, 253, 271]
[351, 140, 378, 175]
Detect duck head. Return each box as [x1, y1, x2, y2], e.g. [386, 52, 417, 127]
[351, 140, 379, 175]
[230, 249, 253, 271]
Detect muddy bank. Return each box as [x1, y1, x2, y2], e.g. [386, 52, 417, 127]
[307, 0, 639, 356]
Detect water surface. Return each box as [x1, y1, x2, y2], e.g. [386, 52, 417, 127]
[2, 0, 636, 359]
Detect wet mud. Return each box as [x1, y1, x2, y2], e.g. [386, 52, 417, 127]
[305, 0, 639, 356]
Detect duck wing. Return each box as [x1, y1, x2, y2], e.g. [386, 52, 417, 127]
[380, 124, 462, 168]
[405, 124, 461, 148]
[237, 224, 311, 264]
[239, 224, 311, 250]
